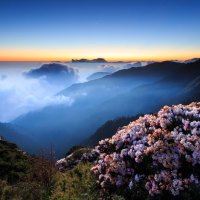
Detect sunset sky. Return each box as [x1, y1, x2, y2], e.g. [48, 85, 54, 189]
[0, 0, 200, 61]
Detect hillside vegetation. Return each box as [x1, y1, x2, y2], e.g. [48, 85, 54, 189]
[56, 102, 200, 200]
[1, 102, 200, 200]
[0, 139, 56, 200]
[83, 116, 140, 147]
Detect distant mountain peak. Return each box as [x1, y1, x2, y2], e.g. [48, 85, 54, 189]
[184, 58, 200, 64]
[72, 58, 107, 63]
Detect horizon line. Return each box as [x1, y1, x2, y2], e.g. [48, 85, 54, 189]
[0, 57, 197, 63]
[0, 57, 198, 62]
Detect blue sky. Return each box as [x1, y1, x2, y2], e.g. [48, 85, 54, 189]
[0, 0, 200, 61]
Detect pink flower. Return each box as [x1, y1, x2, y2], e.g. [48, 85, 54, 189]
[91, 102, 200, 197]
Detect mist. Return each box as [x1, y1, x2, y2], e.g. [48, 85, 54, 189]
[0, 62, 77, 121]
[0, 61, 139, 122]
[1, 60, 198, 157]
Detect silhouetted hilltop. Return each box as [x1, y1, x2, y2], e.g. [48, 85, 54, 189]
[184, 58, 200, 63]
[72, 58, 107, 63]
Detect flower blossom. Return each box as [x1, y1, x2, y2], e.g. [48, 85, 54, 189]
[91, 102, 200, 197]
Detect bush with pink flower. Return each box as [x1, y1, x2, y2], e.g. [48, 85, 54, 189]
[91, 102, 200, 199]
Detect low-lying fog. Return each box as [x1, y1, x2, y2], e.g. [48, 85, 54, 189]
[0, 61, 146, 122]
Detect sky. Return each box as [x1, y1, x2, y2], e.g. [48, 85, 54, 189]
[0, 0, 200, 61]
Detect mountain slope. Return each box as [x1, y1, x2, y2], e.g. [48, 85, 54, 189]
[0, 123, 38, 154]
[83, 116, 139, 147]
[0, 139, 29, 183]
[12, 60, 200, 157]
[60, 61, 184, 98]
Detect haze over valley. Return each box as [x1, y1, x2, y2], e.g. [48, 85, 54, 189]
[0, 1, 200, 199]
[0, 59, 199, 156]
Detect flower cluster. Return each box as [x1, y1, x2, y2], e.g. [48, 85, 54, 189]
[91, 102, 200, 197]
[55, 148, 99, 171]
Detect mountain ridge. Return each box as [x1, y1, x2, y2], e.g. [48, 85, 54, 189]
[12, 60, 200, 157]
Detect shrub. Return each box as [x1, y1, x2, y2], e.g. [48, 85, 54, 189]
[92, 102, 200, 199]
[0, 180, 46, 200]
[0, 140, 30, 184]
[50, 163, 99, 200]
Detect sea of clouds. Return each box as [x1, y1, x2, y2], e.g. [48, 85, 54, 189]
[0, 63, 78, 122]
[0, 61, 150, 122]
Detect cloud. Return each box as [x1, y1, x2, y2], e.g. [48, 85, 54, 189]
[0, 61, 155, 122]
[122, 62, 143, 69]
[0, 71, 74, 122]
[100, 64, 119, 73]
[24, 63, 79, 87]
[0, 74, 7, 81]
[13, 94, 74, 115]
[99, 61, 154, 74]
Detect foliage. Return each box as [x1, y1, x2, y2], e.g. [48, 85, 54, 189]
[0, 140, 29, 184]
[0, 140, 56, 200]
[84, 116, 140, 147]
[0, 180, 46, 200]
[50, 163, 99, 200]
[1, 102, 200, 200]
[92, 102, 200, 200]
[65, 145, 84, 156]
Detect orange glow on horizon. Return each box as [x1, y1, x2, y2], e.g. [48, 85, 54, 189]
[0, 47, 199, 62]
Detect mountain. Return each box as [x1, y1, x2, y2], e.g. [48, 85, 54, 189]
[12, 60, 200, 157]
[86, 72, 111, 81]
[83, 116, 139, 147]
[184, 58, 200, 64]
[59, 61, 185, 102]
[0, 123, 38, 154]
[72, 58, 107, 63]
